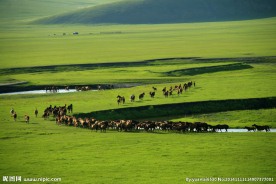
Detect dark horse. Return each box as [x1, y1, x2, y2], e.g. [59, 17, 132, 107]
[67, 104, 73, 113]
[130, 94, 135, 102]
[213, 124, 229, 132]
[252, 124, 270, 132]
[117, 95, 125, 105]
[139, 92, 145, 100]
[244, 126, 256, 132]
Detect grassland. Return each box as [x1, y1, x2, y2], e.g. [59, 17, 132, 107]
[36, 0, 276, 24]
[0, 0, 122, 23]
[0, 2, 276, 183]
[0, 17, 276, 70]
[171, 108, 276, 128]
[0, 119, 275, 184]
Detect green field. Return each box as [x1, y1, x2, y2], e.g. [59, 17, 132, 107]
[0, 119, 275, 184]
[0, 0, 276, 183]
[0, 17, 276, 69]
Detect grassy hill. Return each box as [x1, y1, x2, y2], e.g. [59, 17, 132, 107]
[35, 0, 276, 24]
[0, 0, 122, 23]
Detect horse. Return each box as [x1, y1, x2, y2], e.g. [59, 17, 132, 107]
[244, 126, 256, 132]
[12, 112, 17, 121]
[10, 108, 14, 115]
[67, 104, 73, 113]
[252, 124, 270, 132]
[117, 95, 125, 105]
[25, 115, 30, 123]
[163, 91, 169, 98]
[130, 94, 135, 102]
[149, 91, 155, 98]
[213, 124, 229, 132]
[35, 108, 38, 117]
[139, 92, 145, 100]
[99, 121, 109, 132]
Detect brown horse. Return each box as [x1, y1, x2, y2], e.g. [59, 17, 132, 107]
[35, 108, 38, 117]
[12, 112, 17, 121]
[130, 94, 135, 102]
[25, 115, 30, 123]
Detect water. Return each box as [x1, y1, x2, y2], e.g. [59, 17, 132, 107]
[0, 89, 78, 95]
[218, 129, 276, 133]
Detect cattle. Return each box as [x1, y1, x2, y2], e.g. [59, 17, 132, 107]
[152, 86, 157, 91]
[252, 124, 270, 132]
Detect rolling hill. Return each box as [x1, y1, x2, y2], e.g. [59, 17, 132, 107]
[35, 0, 276, 24]
[0, 0, 122, 23]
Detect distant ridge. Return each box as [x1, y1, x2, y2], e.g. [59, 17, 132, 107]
[35, 0, 276, 24]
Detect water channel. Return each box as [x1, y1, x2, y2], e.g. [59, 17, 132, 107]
[0, 89, 78, 95]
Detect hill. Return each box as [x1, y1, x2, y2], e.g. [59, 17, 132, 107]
[35, 0, 276, 24]
[0, 0, 122, 23]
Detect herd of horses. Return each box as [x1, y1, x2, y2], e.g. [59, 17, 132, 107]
[10, 105, 271, 133]
[9, 81, 271, 133]
[116, 81, 195, 105]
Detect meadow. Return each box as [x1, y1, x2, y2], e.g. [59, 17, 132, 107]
[0, 17, 276, 70]
[1, 119, 275, 184]
[0, 2, 276, 182]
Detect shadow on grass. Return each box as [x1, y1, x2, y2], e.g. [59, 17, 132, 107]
[164, 63, 253, 76]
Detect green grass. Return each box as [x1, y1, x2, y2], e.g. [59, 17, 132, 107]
[35, 0, 276, 24]
[171, 109, 276, 128]
[1, 57, 275, 119]
[0, 0, 122, 23]
[0, 4, 276, 183]
[1, 18, 276, 69]
[0, 120, 275, 184]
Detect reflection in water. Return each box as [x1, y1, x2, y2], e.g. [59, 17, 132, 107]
[0, 89, 77, 95]
[218, 129, 276, 133]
